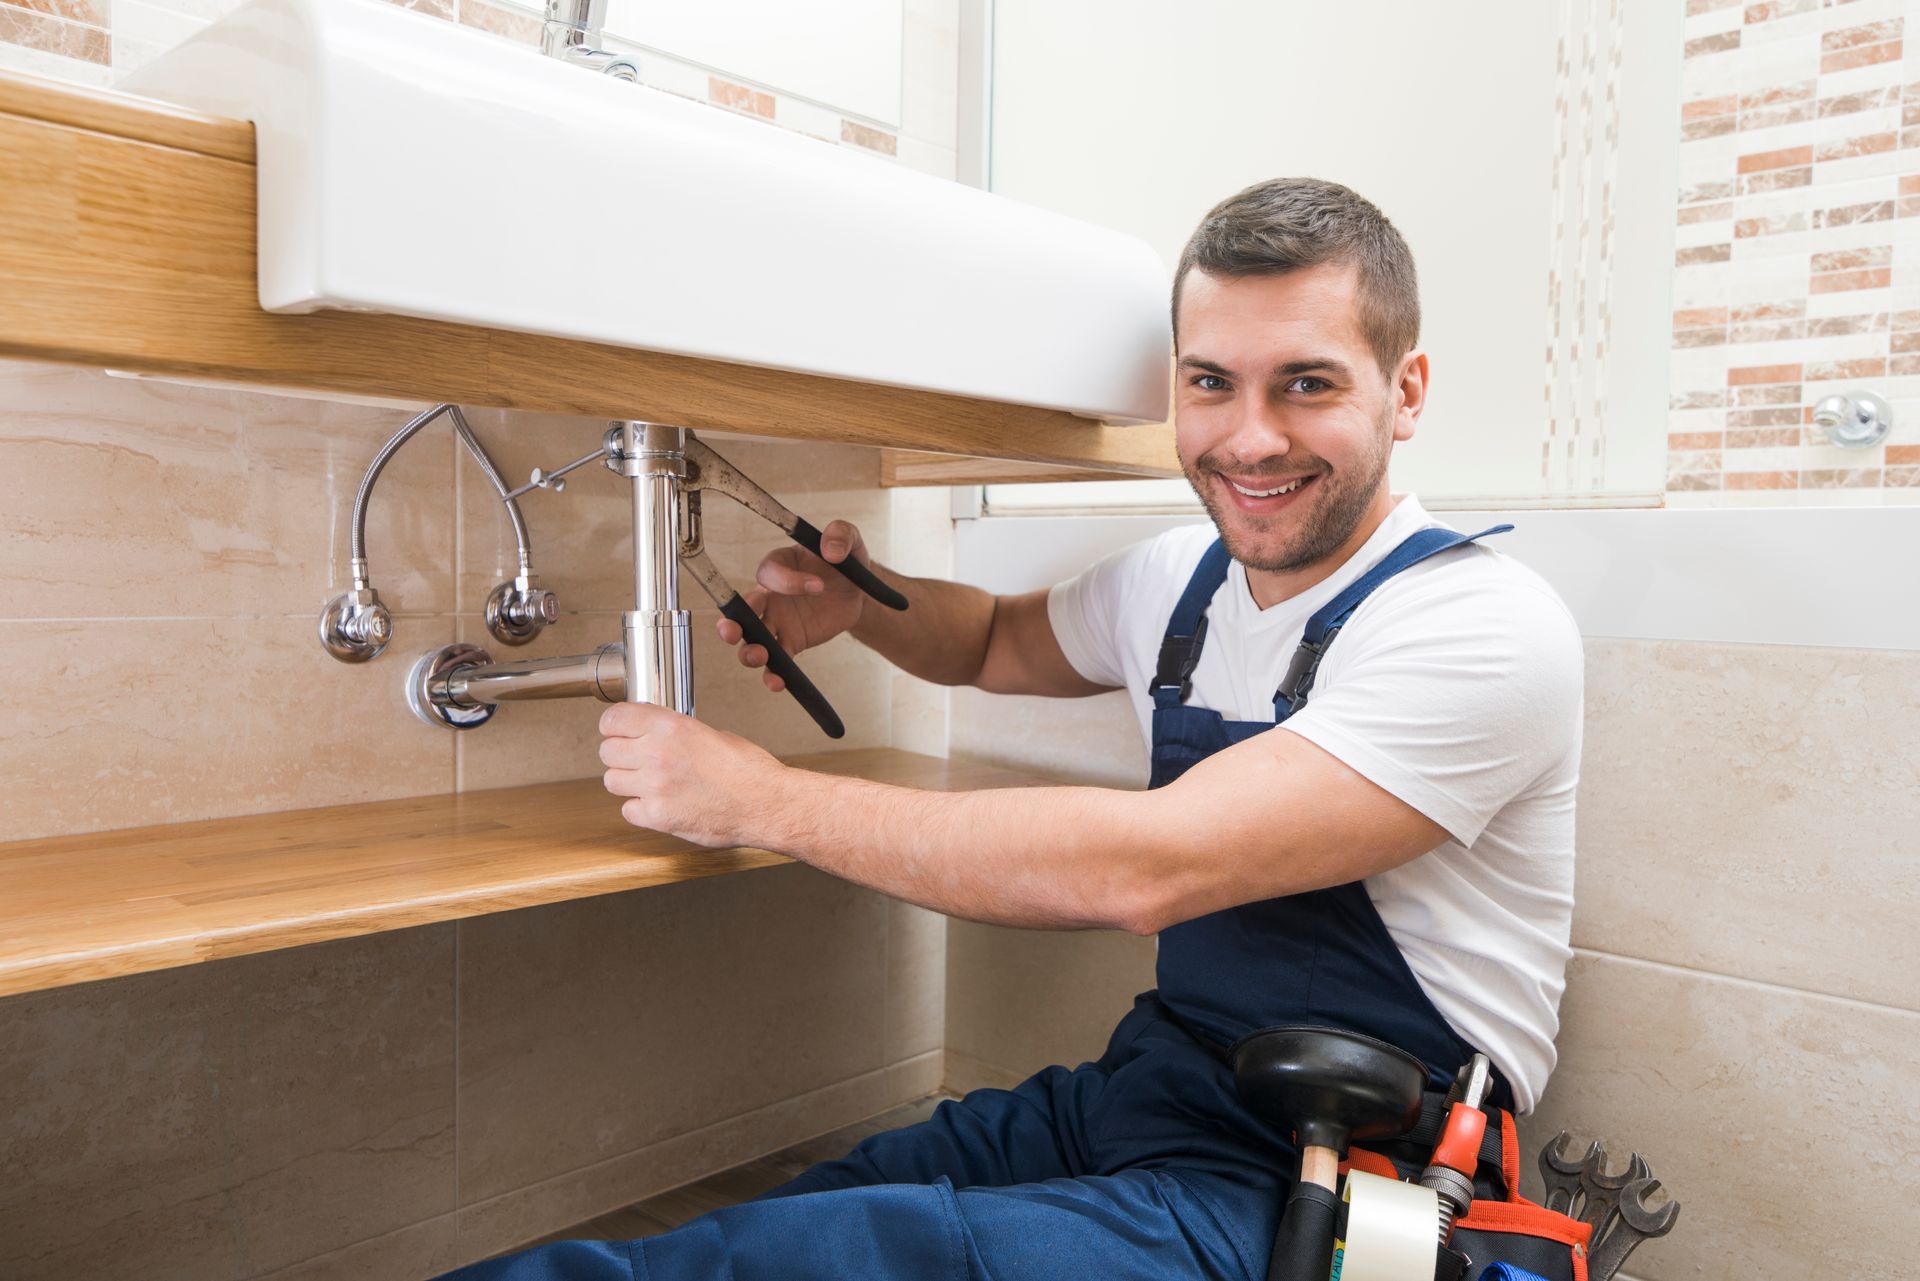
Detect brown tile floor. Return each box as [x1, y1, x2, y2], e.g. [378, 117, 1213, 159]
[532, 1094, 950, 1246]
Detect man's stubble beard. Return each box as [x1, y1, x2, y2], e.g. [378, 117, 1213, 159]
[1182, 404, 1393, 576]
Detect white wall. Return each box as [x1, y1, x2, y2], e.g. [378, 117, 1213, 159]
[989, 0, 1684, 505]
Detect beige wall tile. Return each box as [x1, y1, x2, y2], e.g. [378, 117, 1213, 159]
[1525, 951, 1920, 1280]
[885, 483, 955, 579]
[885, 898, 947, 1062]
[1576, 639, 1920, 1010]
[950, 687, 1148, 789]
[0, 926, 456, 1281]
[889, 671, 950, 758]
[0, 616, 453, 840]
[0, 363, 457, 619]
[943, 919, 1155, 1082]
[455, 865, 890, 1204]
[456, 1053, 937, 1261]
[254, 1215, 462, 1281]
[690, 605, 896, 753]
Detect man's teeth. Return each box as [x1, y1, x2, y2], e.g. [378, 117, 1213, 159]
[1227, 476, 1308, 498]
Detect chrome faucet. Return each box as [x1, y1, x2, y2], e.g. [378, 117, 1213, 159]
[541, 0, 639, 81]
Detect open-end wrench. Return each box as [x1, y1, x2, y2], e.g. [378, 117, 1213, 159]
[1577, 1148, 1652, 1242]
[1537, 1131, 1598, 1217]
[1587, 1177, 1681, 1281]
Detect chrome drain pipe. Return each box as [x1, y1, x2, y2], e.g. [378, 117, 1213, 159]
[618, 422, 695, 716]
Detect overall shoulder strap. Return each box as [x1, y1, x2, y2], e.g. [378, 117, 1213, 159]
[1273, 524, 1514, 720]
[1150, 539, 1233, 709]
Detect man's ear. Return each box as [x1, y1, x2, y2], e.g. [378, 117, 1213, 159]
[1391, 350, 1430, 442]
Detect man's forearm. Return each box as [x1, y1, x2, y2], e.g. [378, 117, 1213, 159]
[763, 768, 1168, 934]
[849, 565, 998, 688]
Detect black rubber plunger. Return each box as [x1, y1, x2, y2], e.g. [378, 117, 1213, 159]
[1230, 1026, 1428, 1281]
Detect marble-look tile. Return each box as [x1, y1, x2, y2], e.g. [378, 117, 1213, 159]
[254, 1215, 463, 1281]
[456, 1052, 937, 1261]
[689, 605, 896, 754]
[1575, 638, 1920, 1010]
[455, 865, 890, 1204]
[943, 919, 1155, 1083]
[0, 615, 453, 840]
[885, 483, 955, 580]
[0, 363, 458, 619]
[950, 687, 1148, 789]
[885, 898, 947, 1062]
[1524, 951, 1920, 1280]
[0, 926, 456, 1281]
[889, 671, 950, 758]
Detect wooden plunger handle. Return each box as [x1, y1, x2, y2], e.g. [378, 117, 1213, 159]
[1299, 1144, 1340, 1192]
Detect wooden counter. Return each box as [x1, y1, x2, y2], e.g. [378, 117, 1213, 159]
[0, 70, 1179, 477]
[0, 748, 1042, 1000]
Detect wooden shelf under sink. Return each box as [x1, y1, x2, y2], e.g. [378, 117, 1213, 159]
[0, 748, 1044, 1000]
[0, 70, 1179, 478]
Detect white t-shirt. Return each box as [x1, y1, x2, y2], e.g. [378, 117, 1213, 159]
[1046, 494, 1582, 1112]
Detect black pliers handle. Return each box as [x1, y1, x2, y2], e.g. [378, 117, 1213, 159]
[684, 438, 909, 612]
[681, 437, 908, 738]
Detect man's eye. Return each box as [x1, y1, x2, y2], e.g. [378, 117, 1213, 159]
[1193, 375, 1229, 392]
[1290, 376, 1330, 394]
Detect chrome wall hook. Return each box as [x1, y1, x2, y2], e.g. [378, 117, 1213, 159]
[1811, 390, 1892, 450]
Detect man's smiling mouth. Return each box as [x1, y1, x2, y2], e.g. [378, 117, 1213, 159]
[1221, 474, 1317, 500]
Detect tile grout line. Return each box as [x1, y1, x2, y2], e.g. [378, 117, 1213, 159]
[1571, 944, 1920, 1017]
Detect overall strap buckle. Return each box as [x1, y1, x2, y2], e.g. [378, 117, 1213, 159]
[1273, 626, 1340, 717]
[1152, 614, 1210, 704]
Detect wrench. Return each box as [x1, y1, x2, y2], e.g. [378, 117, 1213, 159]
[1587, 1176, 1681, 1281]
[1577, 1147, 1652, 1241]
[1537, 1131, 1598, 1217]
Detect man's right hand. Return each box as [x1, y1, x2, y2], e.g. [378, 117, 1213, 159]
[717, 519, 872, 693]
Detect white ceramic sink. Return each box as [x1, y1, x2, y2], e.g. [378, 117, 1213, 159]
[120, 0, 1172, 423]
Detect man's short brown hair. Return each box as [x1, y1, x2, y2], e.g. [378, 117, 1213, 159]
[1172, 177, 1420, 377]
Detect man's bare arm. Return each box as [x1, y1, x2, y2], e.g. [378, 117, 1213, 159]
[601, 704, 1449, 935]
[725, 519, 1111, 698]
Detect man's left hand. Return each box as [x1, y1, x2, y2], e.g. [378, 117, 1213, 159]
[599, 703, 790, 848]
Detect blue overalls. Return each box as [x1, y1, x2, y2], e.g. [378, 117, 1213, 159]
[447, 524, 1513, 1281]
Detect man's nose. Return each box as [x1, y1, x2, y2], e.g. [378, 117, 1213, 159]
[1221, 398, 1292, 465]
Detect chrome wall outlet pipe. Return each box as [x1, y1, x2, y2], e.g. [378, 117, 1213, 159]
[618, 422, 695, 715]
[406, 643, 626, 729]
[445, 645, 625, 705]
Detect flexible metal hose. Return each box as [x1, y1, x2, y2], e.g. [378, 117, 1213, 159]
[349, 403, 533, 579]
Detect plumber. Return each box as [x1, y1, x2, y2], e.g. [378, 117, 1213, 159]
[447, 176, 1583, 1281]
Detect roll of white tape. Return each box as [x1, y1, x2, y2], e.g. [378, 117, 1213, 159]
[1335, 1169, 1440, 1281]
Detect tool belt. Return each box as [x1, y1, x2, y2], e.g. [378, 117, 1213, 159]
[1348, 1101, 1590, 1281]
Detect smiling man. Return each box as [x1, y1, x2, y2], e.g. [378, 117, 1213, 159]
[449, 178, 1583, 1281]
